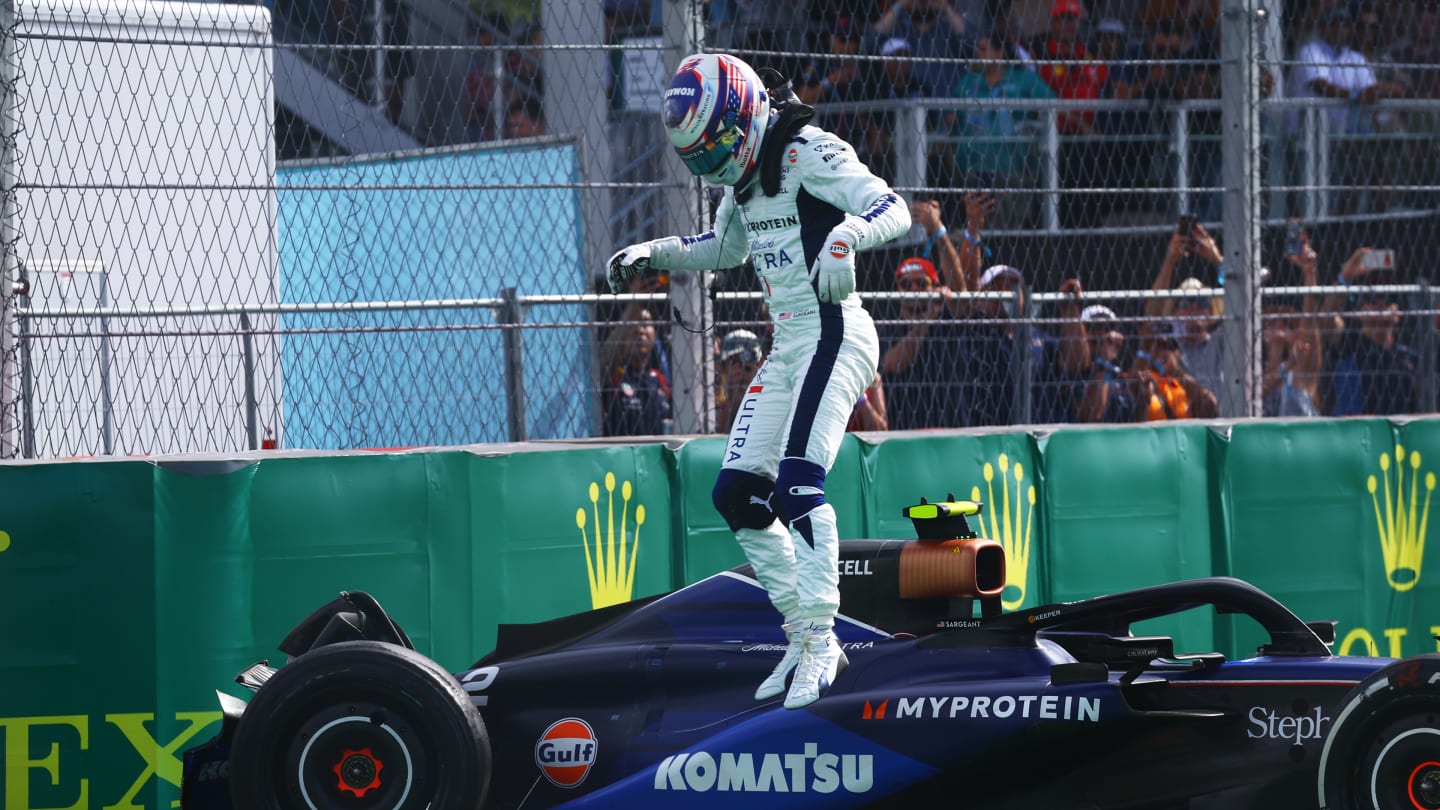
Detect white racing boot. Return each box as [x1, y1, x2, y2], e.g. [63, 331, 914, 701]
[784, 619, 848, 709]
[754, 620, 805, 700]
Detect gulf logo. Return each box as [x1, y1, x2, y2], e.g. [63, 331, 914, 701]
[787, 147, 798, 164]
[535, 717, 598, 788]
[828, 241, 852, 260]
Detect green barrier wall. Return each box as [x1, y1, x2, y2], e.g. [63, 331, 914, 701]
[2, 419, 1438, 807]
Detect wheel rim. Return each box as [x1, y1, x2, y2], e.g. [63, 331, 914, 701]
[335, 747, 383, 797]
[1370, 728, 1440, 810]
[1408, 762, 1440, 809]
[292, 703, 424, 810]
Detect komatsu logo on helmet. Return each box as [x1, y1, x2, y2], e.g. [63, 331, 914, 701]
[662, 67, 709, 134]
[535, 718, 598, 788]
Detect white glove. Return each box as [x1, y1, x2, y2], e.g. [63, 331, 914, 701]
[607, 243, 653, 294]
[811, 224, 861, 303]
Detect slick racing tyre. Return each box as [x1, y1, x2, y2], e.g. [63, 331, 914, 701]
[229, 640, 490, 810]
[1321, 654, 1440, 810]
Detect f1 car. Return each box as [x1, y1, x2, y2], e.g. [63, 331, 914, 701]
[181, 499, 1440, 809]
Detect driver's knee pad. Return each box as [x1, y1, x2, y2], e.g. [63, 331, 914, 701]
[712, 469, 779, 531]
[774, 457, 827, 524]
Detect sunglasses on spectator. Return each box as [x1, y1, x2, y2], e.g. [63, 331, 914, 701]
[897, 277, 933, 291]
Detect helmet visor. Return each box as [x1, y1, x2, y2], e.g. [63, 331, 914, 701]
[674, 123, 741, 178]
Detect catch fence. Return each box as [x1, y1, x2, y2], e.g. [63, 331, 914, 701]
[2, 0, 1436, 458]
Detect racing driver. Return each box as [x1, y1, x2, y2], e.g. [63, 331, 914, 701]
[607, 52, 911, 709]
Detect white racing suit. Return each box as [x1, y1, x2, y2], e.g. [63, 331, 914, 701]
[643, 124, 910, 626]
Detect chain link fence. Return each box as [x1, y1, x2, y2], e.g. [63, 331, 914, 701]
[1, 0, 1436, 459]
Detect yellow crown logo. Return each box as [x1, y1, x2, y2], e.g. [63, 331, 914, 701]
[575, 472, 644, 609]
[971, 453, 1036, 611]
[1367, 444, 1436, 593]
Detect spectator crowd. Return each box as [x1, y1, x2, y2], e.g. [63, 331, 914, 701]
[709, 0, 1437, 222]
[600, 190, 1427, 437]
[445, 0, 1439, 222]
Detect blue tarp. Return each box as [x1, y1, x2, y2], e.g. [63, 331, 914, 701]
[276, 141, 589, 447]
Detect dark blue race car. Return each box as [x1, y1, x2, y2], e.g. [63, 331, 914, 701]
[180, 500, 1440, 810]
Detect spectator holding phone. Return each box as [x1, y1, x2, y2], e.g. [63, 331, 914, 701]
[1145, 218, 1226, 406]
[956, 190, 996, 292]
[909, 197, 964, 290]
[1262, 228, 1325, 417]
[868, 0, 971, 102]
[1045, 278, 1123, 423]
[1322, 247, 1420, 416]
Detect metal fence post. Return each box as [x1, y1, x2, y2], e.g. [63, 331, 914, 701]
[500, 287, 528, 442]
[1219, 0, 1263, 418]
[896, 105, 925, 193]
[240, 311, 259, 450]
[662, 0, 710, 435]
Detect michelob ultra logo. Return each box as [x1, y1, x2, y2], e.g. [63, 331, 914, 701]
[970, 453, 1036, 611]
[1368, 444, 1436, 592]
[576, 472, 643, 609]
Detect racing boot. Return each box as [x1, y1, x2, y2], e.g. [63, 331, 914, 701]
[754, 620, 805, 700]
[783, 619, 848, 709]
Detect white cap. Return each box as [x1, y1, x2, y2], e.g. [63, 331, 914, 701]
[720, 328, 762, 362]
[1081, 304, 1118, 323]
[880, 37, 910, 56]
[979, 264, 1024, 288]
[1177, 276, 1224, 316]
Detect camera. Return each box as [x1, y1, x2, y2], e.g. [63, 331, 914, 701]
[1177, 214, 1196, 237]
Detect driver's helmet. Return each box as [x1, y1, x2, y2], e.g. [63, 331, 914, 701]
[662, 53, 771, 187]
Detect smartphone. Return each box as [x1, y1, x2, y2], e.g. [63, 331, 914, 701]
[1361, 249, 1395, 271]
[1284, 218, 1304, 256]
[1177, 214, 1196, 237]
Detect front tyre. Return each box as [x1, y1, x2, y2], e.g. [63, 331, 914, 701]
[229, 640, 490, 810]
[1321, 654, 1440, 810]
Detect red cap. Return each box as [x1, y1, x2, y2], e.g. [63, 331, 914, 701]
[1051, 0, 1084, 17]
[895, 257, 938, 284]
